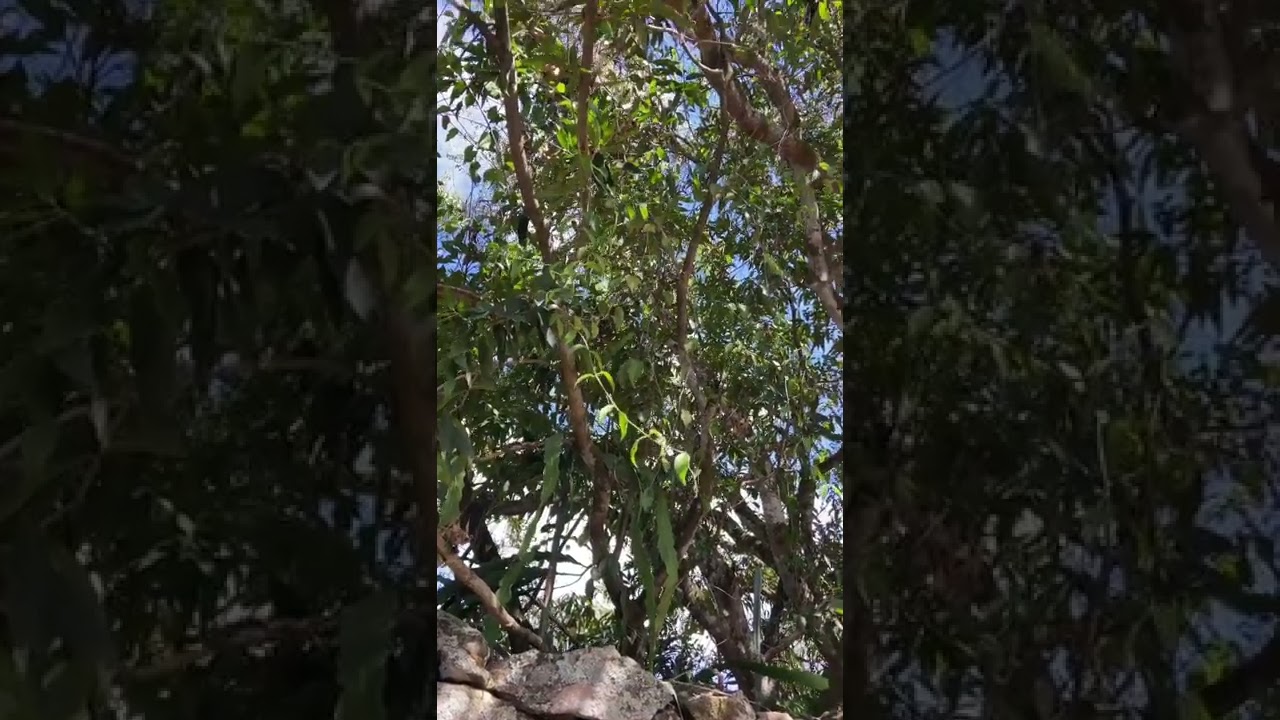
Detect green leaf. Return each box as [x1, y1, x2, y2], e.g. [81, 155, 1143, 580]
[1028, 23, 1094, 98]
[632, 531, 657, 611]
[438, 414, 474, 463]
[908, 28, 931, 56]
[1176, 693, 1212, 720]
[335, 590, 398, 720]
[128, 285, 177, 418]
[762, 254, 786, 280]
[541, 433, 564, 491]
[0, 646, 38, 719]
[344, 259, 378, 319]
[231, 43, 268, 113]
[906, 305, 936, 338]
[438, 451, 465, 527]
[376, 231, 401, 288]
[49, 341, 95, 393]
[649, 487, 679, 665]
[673, 451, 691, 484]
[0, 419, 60, 523]
[595, 404, 616, 423]
[498, 446, 560, 605]
[396, 53, 433, 94]
[175, 250, 218, 386]
[623, 358, 644, 385]
[2, 525, 115, 713]
[726, 658, 830, 690]
[1058, 361, 1085, 391]
[401, 267, 434, 312]
[1152, 603, 1180, 651]
[36, 302, 95, 355]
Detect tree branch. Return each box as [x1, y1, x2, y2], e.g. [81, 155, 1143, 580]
[476, 0, 639, 644]
[0, 115, 142, 175]
[662, 2, 843, 328]
[1161, 0, 1280, 267]
[573, 0, 599, 246]
[383, 306, 438, 564]
[661, 115, 730, 589]
[436, 531, 544, 650]
[437, 282, 483, 304]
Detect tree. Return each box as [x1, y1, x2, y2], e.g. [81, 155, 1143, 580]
[436, 0, 844, 714]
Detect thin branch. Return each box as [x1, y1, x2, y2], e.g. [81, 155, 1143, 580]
[454, 0, 555, 257]
[437, 282, 483, 304]
[0, 404, 94, 461]
[662, 116, 729, 589]
[476, 0, 637, 641]
[574, 0, 599, 248]
[0, 116, 142, 174]
[1159, 0, 1280, 267]
[661, 1, 843, 328]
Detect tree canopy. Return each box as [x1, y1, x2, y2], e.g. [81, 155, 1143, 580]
[436, 0, 843, 714]
[3, 0, 1280, 719]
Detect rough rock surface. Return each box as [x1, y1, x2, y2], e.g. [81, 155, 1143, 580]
[435, 610, 838, 720]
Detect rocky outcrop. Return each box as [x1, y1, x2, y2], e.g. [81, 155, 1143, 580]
[435, 610, 838, 720]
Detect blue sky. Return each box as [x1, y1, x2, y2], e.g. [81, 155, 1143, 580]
[436, 6, 483, 201]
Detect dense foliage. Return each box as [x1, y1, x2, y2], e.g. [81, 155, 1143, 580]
[837, 2, 1280, 719]
[2, 0, 1280, 719]
[1, 0, 436, 717]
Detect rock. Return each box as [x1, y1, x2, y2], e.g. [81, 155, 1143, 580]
[434, 610, 834, 720]
[488, 646, 672, 720]
[437, 610, 491, 687]
[437, 683, 535, 720]
[674, 682, 756, 720]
